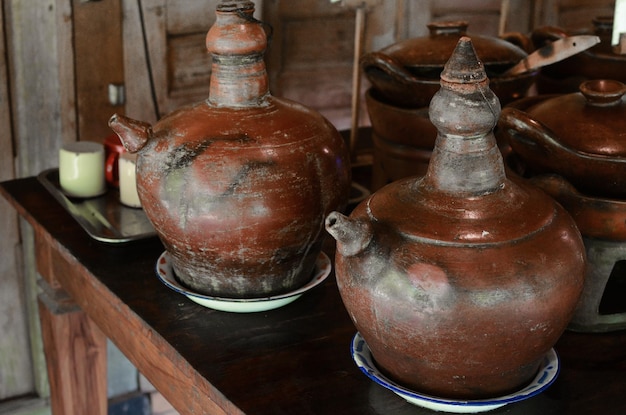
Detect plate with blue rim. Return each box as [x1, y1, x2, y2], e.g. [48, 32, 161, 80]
[351, 332, 559, 413]
[156, 251, 331, 313]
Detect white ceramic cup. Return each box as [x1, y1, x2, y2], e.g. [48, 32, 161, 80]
[118, 152, 142, 208]
[59, 141, 106, 198]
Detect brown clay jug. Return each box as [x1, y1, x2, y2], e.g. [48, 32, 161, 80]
[326, 37, 585, 399]
[109, 1, 350, 298]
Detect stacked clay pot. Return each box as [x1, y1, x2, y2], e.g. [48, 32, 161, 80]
[499, 79, 626, 332]
[361, 21, 535, 189]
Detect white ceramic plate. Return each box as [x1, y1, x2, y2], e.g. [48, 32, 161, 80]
[155, 251, 331, 313]
[351, 332, 559, 413]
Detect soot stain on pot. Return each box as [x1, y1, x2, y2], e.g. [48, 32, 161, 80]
[222, 160, 277, 196]
[163, 134, 253, 171]
[163, 141, 212, 170]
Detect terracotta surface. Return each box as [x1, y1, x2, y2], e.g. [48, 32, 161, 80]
[361, 21, 536, 108]
[500, 79, 626, 198]
[365, 89, 435, 189]
[109, 1, 350, 297]
[327, 38, 585, 399]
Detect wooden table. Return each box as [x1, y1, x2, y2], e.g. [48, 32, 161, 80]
[2, 176, 626, 415]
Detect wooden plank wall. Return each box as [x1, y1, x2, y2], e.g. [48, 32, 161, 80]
[72, 0, 125, 143]
[123, 0, 262, 122]
[0, 0, 33, 401]
[1, 0, 77, 402]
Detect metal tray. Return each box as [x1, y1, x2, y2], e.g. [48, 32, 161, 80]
[38, 168, 156, 243]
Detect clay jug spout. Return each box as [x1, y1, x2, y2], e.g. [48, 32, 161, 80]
[108, 113, 153, 153]
[325, 211, 373, 257]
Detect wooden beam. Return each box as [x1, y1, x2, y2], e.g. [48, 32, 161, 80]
[73, 0, 124, 143]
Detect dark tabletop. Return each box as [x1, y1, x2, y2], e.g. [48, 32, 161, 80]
[2, 175, 626, 415]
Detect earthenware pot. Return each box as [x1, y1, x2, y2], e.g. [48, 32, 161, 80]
[365, 89, 435, 189]
[361, 21, 536, 108]
[109, 1, 350, 298]
[500, 79, 626, 198]
[326, 37, 585, 399]
[527, 175, 626, 333]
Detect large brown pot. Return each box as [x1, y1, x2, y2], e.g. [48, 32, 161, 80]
[109, 1, 350, 298]
[499, 79, 626, 198]
[361, 21, 536, 108]
[365, 89, 435, 189]
[326, 37, 585, 399]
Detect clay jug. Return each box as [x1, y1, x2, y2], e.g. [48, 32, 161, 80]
[326, 37, 585, 399]
[109, 1, 350, 298]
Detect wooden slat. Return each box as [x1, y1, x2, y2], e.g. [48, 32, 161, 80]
[2, 0, 78, 402]
[38, 294, 107, 415]
[121, 0, 159, 124]
[5, 0, 71, 175]
[167, 33, 211, 98]
[56, 0, 77, 146]
[138, 0, 168, 117]
[0, 0, 33, 401]
[138, 0, 219, 117]
[165, 0, 215, 34]
[73, 0, 124, 143]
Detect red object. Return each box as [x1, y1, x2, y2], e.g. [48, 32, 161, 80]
[104, 133, 126, 187]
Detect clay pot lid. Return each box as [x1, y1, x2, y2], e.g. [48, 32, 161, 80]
[526, 79, 626, 156]
[376, 21, 528, 77]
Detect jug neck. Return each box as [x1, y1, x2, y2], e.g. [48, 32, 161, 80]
[425, 36, 505, 196]
[205, 2, 269, 107]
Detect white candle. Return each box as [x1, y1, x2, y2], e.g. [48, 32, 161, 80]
[118, 152, 142, 208]
[59, 141, 106, 198]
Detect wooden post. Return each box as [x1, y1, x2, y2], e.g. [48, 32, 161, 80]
[38, 291, 108, 415]
[36, 232, 108, 415]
